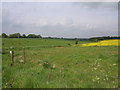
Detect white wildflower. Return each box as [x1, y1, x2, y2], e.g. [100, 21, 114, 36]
[97, 64, 100, 67]
[113, 64, 116, 66]
[93, 79, 95, 82]
[94, 68, 97, 70]
[97, 77, 100, 80]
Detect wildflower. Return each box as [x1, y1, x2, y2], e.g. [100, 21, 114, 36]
[60, 70, 61, 73]
[46, 81, 49, 85]
[113, 64, 116, 66]
[106, 78, 108, 80]
[19, 60, 24, 63]
[97, 64, 100, 67]
[73, 84, 76, 88]
[66, 84, 67, 88]
[10, 51, 12, 54]
[53, 64, 56, 69]
[105, 75, 108, 77]
[19, 56, 22, 58]
[39, 64, 42, 66]
[97, 77, 100, 80]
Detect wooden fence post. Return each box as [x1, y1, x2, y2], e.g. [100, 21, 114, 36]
[10, 51, 14, 66]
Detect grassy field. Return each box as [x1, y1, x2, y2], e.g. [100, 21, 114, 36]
[2, 38, 118, 88]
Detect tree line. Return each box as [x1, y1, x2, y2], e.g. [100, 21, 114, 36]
[1, 33, 42, 38]
[89, 36, 120, 42]
[1, 33, 119, 41]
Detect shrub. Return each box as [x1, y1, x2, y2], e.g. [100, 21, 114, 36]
[75, 40, 79, 45]
[68, 43, 71, 46]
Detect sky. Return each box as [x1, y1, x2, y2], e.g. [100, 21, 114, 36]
[2, 2, 118, 38]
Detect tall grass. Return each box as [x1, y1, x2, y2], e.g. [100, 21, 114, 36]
[2, 38, 118, 88]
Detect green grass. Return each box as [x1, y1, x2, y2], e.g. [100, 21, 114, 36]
[2, 38, 118, 88]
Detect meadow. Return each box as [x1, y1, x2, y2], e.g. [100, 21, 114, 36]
[2, 38, 118, 88]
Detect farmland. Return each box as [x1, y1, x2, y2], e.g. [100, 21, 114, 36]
[2, 38, 118, 88]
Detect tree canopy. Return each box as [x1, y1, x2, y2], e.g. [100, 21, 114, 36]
[2, 33, 8, 38]
[9, 33, 21, 38]
[0, 33, 42, 38]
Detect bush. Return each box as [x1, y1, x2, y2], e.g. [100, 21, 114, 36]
[68, 43, 71, 46]
[75, 40, 79, 44]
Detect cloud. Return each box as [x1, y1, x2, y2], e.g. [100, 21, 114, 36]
[2, 2, 118, 38]
[72, 2, 118, 11]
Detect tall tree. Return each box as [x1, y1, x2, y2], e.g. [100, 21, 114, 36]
[9, 33, 21, 38]
[22, 34, 26, 38]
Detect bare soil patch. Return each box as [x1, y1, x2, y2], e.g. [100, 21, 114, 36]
[55, 47, 64, 48]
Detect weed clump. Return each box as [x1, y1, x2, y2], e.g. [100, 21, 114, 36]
[43, 60, 51, 69]
[75, 40, 79, 45]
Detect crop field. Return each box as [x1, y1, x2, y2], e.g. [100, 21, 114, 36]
[2, 38, 119, 88]
[76, 39, 120, 47]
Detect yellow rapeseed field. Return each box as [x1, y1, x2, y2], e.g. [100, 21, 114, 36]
[74, 39, 120, 47]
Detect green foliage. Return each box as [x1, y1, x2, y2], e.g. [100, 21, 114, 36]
[42, 60, 51, 69]
[68, 43, 71, 46]
[1, 33, 42, 38]
[2, 33, 8, 38]
[91, 39, 98, 42]
[75, 40, 79, 44]
[90, 36, 120, 42]
[9, 33, 21, 38]
[27, 34, 42, 38]
[22, 34, 26, 38]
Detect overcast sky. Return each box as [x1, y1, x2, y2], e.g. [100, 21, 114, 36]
[2, 2, 118, 38]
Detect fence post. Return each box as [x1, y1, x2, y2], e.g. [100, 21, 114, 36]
[23, 48, 26, 61]
[10, 51, 14, 66]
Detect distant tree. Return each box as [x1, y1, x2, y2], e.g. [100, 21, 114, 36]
[27, 34, 41, 38]
[22, 34, 26, 38]
[2, 33, 8, 38]
[61, 37, 63, 39]
[38, 35, 42, 38]
[48, 37, 52, 39]
[27, 34, 34, 38]
[17, 33, 21, 38]
[9, 33, 21, 38]
[29, 34, 35, 38]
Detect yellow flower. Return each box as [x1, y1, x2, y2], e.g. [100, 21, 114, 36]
[75, 39, 120, 47]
